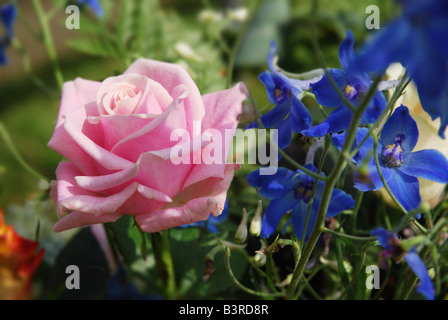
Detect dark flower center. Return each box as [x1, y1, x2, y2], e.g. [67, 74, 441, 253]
[381, 133, 405, 168]
[294, 178, 314, 203]
[344, 84, 360, 101]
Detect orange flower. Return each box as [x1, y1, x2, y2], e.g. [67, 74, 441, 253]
[0, 209, 44, 300]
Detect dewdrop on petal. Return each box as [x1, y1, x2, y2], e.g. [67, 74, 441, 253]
[235, 208, 248, 244]
[249, 200, 263, 237]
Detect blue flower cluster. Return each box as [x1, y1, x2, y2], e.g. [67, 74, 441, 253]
[246, 0, 448, 300]
[77, 0, 103, 18]
[0, 3, 17, 65]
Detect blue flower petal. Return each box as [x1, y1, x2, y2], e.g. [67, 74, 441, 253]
[353, 162, 393, 192]
[405, 29, 447, 99]
[247, 167, 297, 200]
[325, 187, 356, 217]
[338, 30, 356, 70]
[404, 249, 435, 300]
[78, 0, 103, 18]
[400, 149, 448, 183]
[258, 101, 290, 128]
[361, 91, 387, 125]
[0, 3, 17, 38]
[371, 227, 397, 250]
[291, 200, 315, 241]
[260, 191, 297, 238]
[418, 80, 448, 139]
[349, 19, 413, 76]
[386, 169, 421, 213]
[290, 89, 312, 133]
[310, 68, 347, 108]
[258, 71, 279, 105]
[276, 117, 292, 149]
[332, 127, 374, 164]
[266, 40, 278, 72]
[380, 105, 419, 153]
[302, 105, 352, 137]
[0, 41, 8, 65]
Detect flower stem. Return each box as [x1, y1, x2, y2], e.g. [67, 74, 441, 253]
[31, 0, 64, 91]
[285, 72, 383, 299]
[0, 122, 49, 183]
[151, 230, 177, 299]
[320, 227, 377, 242]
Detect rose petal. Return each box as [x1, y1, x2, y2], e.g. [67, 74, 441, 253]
[75, 164, 139, 192]
[52, 161, 97, 217]
[110, 86, 189, 161]
[97, 74, 149, 115]
[48, 79, 102, 175]
[124, 58, 205, 137]
[133, 132, 213, 198]
[64, 103, 134, 170]
[53, 211, 122, 232]
[60, 182, 140, 215]
[87, 114, 158, 151]
[182, 82, 247, 189]
[135, 163, 239, 232]
[55, 78, 101, 127]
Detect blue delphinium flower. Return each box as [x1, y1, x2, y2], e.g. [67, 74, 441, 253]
[371, 227, 435, 300]
[247, 164, 355, 240]
[332, 105, 448, 214]
[0, 3, 17, 65]
[178, 200, 229, 233]
[78, 0, 103, 18]
[246, 41, 321, 149]
[349, 0, 448, 138]
[301, 30, 387, 138]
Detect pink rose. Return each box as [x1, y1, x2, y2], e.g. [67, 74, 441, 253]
[48, 58, 248, 233]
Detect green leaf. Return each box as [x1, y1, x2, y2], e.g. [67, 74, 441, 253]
[66, 37, 119, 58]
[169, 227, 248, 298]
[335, 236, 355, 299]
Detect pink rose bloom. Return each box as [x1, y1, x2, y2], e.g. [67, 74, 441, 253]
[48, 58, 248, 233]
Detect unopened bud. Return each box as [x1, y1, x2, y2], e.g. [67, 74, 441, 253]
[174, 42, 203, 62]
[254, 250, 266, 267]
[235, 208, 248, 244]
[227, 7, 249, 23]
[198, 9, 223, 24]
[249, 200, 263, 237]
[254, 240, 267, 267]
[419, 201, 431, 214]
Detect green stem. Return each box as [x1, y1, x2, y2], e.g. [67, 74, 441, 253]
[339, 241, 375, 299]
[225, 0, 258, 88]
[151, 231, 177, 299]
[0, 122, 49, 183]
[398, 218, 446, 300]
[350, 190, 364, 234]
[308, 0, 356, 113]
[31, 0, 64, 91]
[301, 135, 330, 243]
[320, 227, 376, 242]
[222, 246, 284, 298]
[285, 68, 383, 299]
[255, 117, 328, 181]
